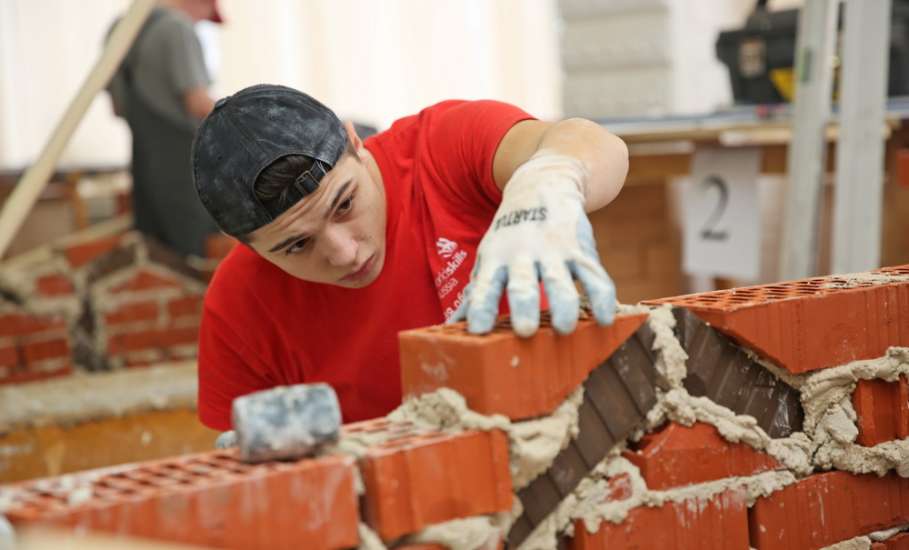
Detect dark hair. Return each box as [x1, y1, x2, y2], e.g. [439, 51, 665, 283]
[238, 141, 357, 243]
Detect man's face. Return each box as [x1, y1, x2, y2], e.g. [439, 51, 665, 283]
[247, 144, 387, 288]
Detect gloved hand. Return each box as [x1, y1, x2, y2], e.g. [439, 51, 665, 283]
[451, 151, 616, 337]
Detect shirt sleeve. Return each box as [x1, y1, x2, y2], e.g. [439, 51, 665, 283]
[196, 305, 272, 431]
[424, 100, 535, 214]
[163, 19, 210, 94]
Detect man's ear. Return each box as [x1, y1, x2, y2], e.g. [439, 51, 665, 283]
[343, 121, 364, 157]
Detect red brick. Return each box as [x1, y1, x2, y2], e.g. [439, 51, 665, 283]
[873, 532, 909, 549]
[4, 450, 360, 549]
[107, 330, 156, 354]
[63, 235, 122, 268]
[109, 269, 181, 293]
[107, 326, 199, 355]
[399, 313, 647, 420]
[569, 489, 749, 550]
[34, 274, 75, 296]
[206, 233, 238, 260]
[0, 313, 66, 338]
[103, 301, 160, 325]
[624, 422, 781, 490]
[749, 471, 909, 549]
[21, 337, 70, 364]
[853, 376, 909, 446]
[644, 266, 909, 373]
[0, 344, 19, 366]
[356, 420, 512, 541]
[0, 363, 72, 385]
[166, 295, 204, 318]
[159, 326, 199, 347]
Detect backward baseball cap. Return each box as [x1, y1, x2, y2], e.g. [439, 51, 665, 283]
[191, 84, 348, 237]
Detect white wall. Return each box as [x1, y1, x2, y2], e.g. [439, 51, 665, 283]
[0, 0, 133, 168]
[0, 0, 809, 170]
[0, 0, 562, 169]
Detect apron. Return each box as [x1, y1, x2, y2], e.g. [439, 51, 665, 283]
[120, 10, 218, 257]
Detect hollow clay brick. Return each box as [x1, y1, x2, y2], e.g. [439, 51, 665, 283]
[645, 266, 909, 373]
[672, 308, 804, 438]
[399, 312, 647, 420]
[569, 489, 749, 550]
[2, 450, 360, 550]
[508, 323, 665, 548]
[357, 422, 512, 541]
[853, 376, 909, 446]
[624, 422, 781, 490]
[873, 532, 909, 549]
[749, 471, 909, 549]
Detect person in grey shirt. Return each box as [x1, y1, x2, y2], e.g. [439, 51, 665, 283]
[106, 0, 222, 257]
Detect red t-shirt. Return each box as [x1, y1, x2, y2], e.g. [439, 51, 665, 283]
[197, 100, 534, 430]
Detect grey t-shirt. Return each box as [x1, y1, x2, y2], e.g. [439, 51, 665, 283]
[107, 7, 211, 129]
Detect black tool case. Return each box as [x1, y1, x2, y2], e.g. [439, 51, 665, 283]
[716, 0, 909, 105]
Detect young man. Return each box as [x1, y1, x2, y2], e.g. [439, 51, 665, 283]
[191, 84, 629, 431]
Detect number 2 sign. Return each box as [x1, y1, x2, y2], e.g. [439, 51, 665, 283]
[682, 147, 761, 280]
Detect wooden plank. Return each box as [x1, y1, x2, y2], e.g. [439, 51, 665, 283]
[0, 408, 217, 483]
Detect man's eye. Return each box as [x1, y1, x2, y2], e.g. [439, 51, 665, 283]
[287, 238, 309, 254]
[337, 196, 353, 214]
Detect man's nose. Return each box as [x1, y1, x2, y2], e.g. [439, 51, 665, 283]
[321, 225, 358, 267]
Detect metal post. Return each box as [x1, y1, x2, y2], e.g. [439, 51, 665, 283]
[779, 0, 839, 279]
[832, 0, 891, 273]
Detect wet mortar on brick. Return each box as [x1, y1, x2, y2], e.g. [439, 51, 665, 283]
[821, 524, 909, 550]
[372, 286, 909, 550]
[3, 267, 909, 549]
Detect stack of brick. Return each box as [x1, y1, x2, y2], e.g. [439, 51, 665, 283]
[0, 229, 211, 382]
[2, 265, 909, 549]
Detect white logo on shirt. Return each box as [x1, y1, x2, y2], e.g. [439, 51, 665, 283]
[436, 237, 458, 258]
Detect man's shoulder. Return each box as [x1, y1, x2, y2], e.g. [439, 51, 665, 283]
[205, 245, 286, 311]
[143, 7, 197, 43]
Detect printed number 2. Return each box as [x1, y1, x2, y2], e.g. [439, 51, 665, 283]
[700, 175, 729, 241]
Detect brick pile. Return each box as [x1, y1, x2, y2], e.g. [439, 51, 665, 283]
[0, 230, 219, 384]
[2, 265, 908, 549]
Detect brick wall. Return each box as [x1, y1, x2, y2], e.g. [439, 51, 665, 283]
[0, 230, 212, 384]
[3, 262, 908, 547]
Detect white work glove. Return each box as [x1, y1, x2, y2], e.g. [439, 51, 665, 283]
[451, 151, 616, 337]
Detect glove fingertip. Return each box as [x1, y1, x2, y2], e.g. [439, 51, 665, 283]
[467, 309, 497, 334]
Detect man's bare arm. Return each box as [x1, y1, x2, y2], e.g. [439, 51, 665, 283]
[183, 86, 215, 120]
[493, 118, 629, 212]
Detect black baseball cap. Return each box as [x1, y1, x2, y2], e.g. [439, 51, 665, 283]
[191, 84, 348, 238]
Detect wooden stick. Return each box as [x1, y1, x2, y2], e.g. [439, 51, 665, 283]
[0, 0, 156, 258]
